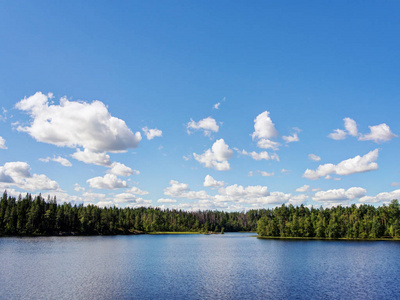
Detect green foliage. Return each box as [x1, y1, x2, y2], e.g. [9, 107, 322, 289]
[1, 192, 399, 239]
[257, 200, 400, 239]
[0, 192, 265, 236]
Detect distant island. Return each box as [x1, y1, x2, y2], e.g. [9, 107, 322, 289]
[0, 192, 399, 239]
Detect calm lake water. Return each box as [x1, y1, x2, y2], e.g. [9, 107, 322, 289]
[1, 233, 399, 299]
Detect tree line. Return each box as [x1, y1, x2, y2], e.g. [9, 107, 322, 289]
[0, 192, 262, 236]
[0, 191, 399, 239]
[257, 199, 400, 239]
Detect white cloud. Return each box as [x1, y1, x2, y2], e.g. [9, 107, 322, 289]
[142, 126, 162, 140]
[71, 149, 111, 166]
[82, 192, 106, 202]
[213, 102, 220, 110]
[344, 118, 358, 137]
[0, 136, 7, 149]
[303, 149, 379, 180]
[313, 187, 367, 203]
[359, 189, 400, 204]
[87, 174, 127, 190]
[40, 156, 72, 167]
[391, 182, 400, 187]
[164, 180, 211, 199]
[157, 198, 177, 203]
[359, 123, 397, 143]
[187, 117, 219, 136]
[96, 201, 116, 208]
[308, 154, 321, 161]
[74, 183, 85, 192]
[203, 175, 225, 187]
[108, 162, 133, 177]
[15, 92, 141, 152]
[252, 111, 278, 140]
[193, 139, 233, 171]
[288, 194, 309, 206]
[249, 170, 274, 177]
[296, 185, 310, 193]
[257, 139, 280, 151]
[328, 129, 347, 140]
[114, 193, 138, 204]
[240, 150, 279, 161]
[282, 133, 299, 143]
[126, 186, 149, 195]
[0, 161, 59, 191]
[281, 169, 290, 175]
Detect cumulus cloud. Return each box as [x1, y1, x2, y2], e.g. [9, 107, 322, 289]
[252, 111, 278, 140]
[213, 102, 220, 110]
[74, 183, 85, 192]
[82, 192, 106, 202]
[328, 129, 347, 140]
[329, 118, 396, 143]
[108, 162, 133, 177]
[308, 154, 321, 161]
[40, 156, 72, 167]
[214, 184, 288, 206]
[203, 175, 225, 188]
[257, 139, 280, 151]
[282, 133, 299, 143]
[71, 149, 111, 166]
[193, 139, 233, 171]
[87, 174, 127, 190]
[15, 92, 141, 152]
[142, 127, 162, 140]
[0, 161, 59, 191]
[126, 186, 149, 195]
[313, 187, 367, 203]
[344, 117, 358, 137]
[239, 150, 279, 161]
[359, 189, 400, 204]
[288, 194, 309, 206]
[0, 136, 7, 149]
[187, 117, 219, 136]
[296, 185, 310, 193]
[303, 149, 379, 180]
[358, 123, 397, 143]
[164, 180, 211, 199]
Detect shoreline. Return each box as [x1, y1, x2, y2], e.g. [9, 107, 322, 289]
[257, 236, 400, 241]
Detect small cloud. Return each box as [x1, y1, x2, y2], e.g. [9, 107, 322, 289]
[308, 154, 321, 161]
[281, 169, 290, 175]
[390, 182, 400, 187]
[282, 133, 299, 143]
[328, 129, 347, 140]
[303, 149, 379, 180]
[142, 127, 162, 140]
[0, 136, 7, 149]
[193, 139, 233, 171]
[40, 156, 72, 167]
[74, 183, 85, 193]
[296, 185, 310, 193]
[187, 117, 219, 136]
[203, 175, 225, 187]
[358, 123, 397, 143]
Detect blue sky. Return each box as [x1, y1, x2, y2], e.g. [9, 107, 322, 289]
[0, 1, 399, 210]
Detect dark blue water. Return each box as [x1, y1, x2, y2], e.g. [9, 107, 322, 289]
[1, 233, 399, 299]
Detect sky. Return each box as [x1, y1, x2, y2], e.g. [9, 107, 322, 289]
[0, 1, 399, 211]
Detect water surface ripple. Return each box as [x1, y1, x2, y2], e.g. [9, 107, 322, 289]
[1, 233, 399, 299]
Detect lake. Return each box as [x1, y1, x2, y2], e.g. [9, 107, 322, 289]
[1, 233, 399, 299]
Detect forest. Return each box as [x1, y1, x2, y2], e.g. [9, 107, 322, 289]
[0, 191, 399, 239]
